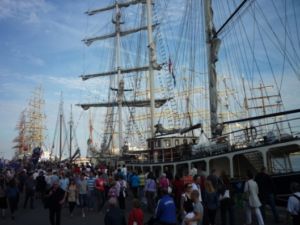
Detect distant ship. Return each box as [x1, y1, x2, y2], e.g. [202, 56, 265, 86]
[13, 86, 46, 161]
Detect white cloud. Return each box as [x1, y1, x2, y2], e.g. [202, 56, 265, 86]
[0, 0, 52, 23]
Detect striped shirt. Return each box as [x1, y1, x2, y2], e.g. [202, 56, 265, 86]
[87, 177, 96, 191]
[139, 174, 145, 186]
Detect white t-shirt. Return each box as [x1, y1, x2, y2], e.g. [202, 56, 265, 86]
[191, 183, 202, 202]
[287, 192, 300, 215]
[183, 212, 197, 225]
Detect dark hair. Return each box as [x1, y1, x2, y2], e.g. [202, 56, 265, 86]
[290, 182, 300, 193]
[247, 170, 253, 179]
[147, 172, 154, 180]
[132, 199, 140, 208]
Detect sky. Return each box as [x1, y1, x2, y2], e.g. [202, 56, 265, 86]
[0, 0, 106, 159]
[0, 0, 300, 160]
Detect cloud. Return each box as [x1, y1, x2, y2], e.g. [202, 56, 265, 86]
[10, 48, 45, 67]
[0, 0, 52, 23]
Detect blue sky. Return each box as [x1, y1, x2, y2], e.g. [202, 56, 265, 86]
[0, 0, 300, 159]
[0, 0, 101, 159]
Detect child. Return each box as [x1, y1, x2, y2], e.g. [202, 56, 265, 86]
[128, 199, 144, 225]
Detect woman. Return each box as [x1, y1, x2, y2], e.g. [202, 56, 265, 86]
[219, 171, 235, 225]
[118, 176, 127, 210]
[203, 180, 219, 225]
[180, 183, 194, 223]
[128, 199, 144, 225]
[66, 179, 77, 216]
[144, 172, 156, 213]
[244, 170, 264, 225]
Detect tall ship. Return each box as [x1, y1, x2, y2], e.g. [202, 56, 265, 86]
[13, 86, 46, 160]
[77, 0, 300, 195]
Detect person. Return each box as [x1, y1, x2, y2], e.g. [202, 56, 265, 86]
[219, 171, 235, 225]
[77, 173, 88, 217]
[66, 179, 77, 217]
[191, 175, 203, 202]
[23, 172, 35, 209]
[118, 175, 127, 209]
[46, 180, 65, 225]
[86, 172, 96, 211]
[36, 171, 47, 199]
[144, 172, 157, 213]
[6, 178, 19, 220]
[128, 199, 144, 225]
[104, 197, 126, 225]
[0, 174, 7, 218]
[203, 180, 219, 225]
[287, 182, 300, 225]
[181, 183, 194, 223]
[173, 174, 185, 210]
[155, 188, 177, 225]
[206, 169, 221, 191]
[95, 171, 106, 211]
[130, 172, 140, 198]
[255, 167, 280, 223]
[184, 190, 203, 225]
[244, 170, 264, 225]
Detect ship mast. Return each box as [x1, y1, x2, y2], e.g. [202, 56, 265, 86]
[146, 0, 156, 138]
[27, 86, 45, 150]
[78, 0, 168, 155]
[204, 0, 219, 138]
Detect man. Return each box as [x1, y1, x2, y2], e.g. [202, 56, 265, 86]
[287, 182, 300, 225]
[78, 173, 88, 217]
[95, 172, 106, 212]
[46, 181, 65, 225]
[255, 167, 280, 223]
[104, 198, 126, 225]
[87, 172, 96, 211]
[155, 188, 177, 225]
[23, 172, 35, 209]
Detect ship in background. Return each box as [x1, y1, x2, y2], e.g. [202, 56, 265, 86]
[13, 86, 47, 161]
[77, 0, 300, 198]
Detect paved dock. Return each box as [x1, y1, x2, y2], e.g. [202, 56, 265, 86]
[0, 193, 292, 225]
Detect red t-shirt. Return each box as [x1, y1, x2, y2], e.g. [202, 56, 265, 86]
[128, 208, 144, 225]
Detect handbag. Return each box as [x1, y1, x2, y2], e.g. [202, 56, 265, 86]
[242, 181, 250, 201]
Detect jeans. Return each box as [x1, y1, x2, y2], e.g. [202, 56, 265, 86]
[24, 190, 35, 209]
[87, 190, 96, 210]
[49, 207, 61, 225]
[220, 198, 235, 225]
[95, 190, 105, 211]
[260, 193, 279, 222]
[79, 194, 87, 208]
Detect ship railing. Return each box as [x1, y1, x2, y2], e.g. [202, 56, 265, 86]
[124, 117, 300, 164]
[223, 117, 300, 150]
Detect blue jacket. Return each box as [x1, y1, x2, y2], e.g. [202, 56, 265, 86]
[155, 194, 177, 224]
[130, 175, 140, 188]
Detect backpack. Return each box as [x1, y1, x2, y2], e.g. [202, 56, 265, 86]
[119, 180, 127, 198]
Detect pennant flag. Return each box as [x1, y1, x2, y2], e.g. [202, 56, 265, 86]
[168, 57, 176, 86]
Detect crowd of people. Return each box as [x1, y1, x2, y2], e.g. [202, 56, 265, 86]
[0, 159, 299, 225]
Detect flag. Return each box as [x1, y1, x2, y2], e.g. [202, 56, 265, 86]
[168, 57, 176, 86]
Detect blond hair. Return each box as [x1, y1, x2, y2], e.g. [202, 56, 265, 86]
[205, 180, 215, 193]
